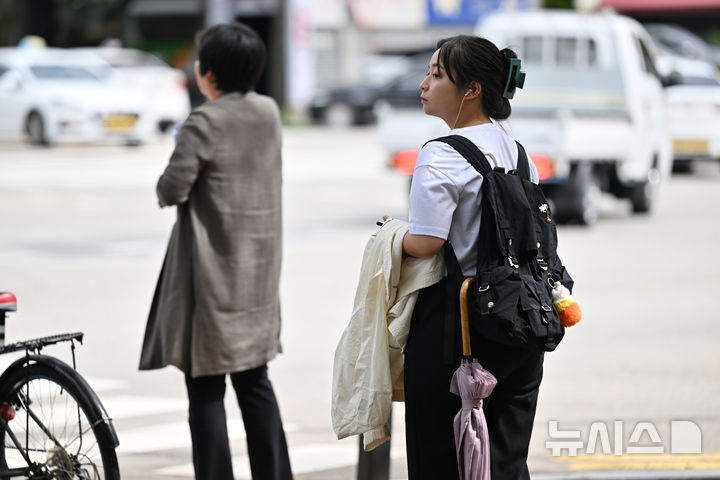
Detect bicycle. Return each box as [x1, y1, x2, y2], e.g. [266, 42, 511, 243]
[0, 291, 120, 479]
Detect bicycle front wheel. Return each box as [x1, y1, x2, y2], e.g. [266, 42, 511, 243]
[0, 360, 120, 479]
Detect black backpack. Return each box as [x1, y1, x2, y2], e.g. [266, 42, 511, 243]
[430, 135, 574, 352]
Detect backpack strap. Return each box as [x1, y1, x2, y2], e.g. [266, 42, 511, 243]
[426, 135, 493, 176]
[515, 142, 531, 181]
[427, 135, 533, 182]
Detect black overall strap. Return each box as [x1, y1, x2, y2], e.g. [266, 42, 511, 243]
[442, 242, 461, 365]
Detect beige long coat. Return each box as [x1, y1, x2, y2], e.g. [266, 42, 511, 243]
[139, 92, 283, 377]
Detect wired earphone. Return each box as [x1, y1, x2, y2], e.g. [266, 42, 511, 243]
[453, 88, 475, 128]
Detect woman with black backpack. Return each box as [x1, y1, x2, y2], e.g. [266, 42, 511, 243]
[394, 35, 544, 480]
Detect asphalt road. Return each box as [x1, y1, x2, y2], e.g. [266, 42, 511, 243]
[1, 127, 719, 479]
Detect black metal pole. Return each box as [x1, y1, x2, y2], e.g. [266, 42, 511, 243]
[357, 410, 391, 480]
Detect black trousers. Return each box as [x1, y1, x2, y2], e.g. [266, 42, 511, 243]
[404, 278, 544, 480]
[185, 365, 293, 480]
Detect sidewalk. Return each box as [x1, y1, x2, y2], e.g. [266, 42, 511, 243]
[291, 450, 720, 480]
[296, 463, 720, 480]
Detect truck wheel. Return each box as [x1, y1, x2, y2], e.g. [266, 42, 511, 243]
[567, 165, 601, 226]
[548, 166, 600, 225]
[630, 167, 660, 214]
[577, 172, 601, 226]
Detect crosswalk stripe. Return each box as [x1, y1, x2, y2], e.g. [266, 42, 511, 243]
[116, 417, 300, 456]
[84, 377, 129, 393]
[101, 395, 187, 420]
[15, 378, 408, 475]
[154, 442, 404, 477]
[117, 419, 244, 455]
[154, 442, 400, 478]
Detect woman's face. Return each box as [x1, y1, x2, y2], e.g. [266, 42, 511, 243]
[419, 49, 463, 126]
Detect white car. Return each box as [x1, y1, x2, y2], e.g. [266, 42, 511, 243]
[651, 46, 720, 168]
[0, 47, 147, 146]
[664, 75, 720, 167]
[75, 47, 191, 138]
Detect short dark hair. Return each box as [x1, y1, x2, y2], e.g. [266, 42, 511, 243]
[436, 35, 519, 120]
[196, 23, 266, 94]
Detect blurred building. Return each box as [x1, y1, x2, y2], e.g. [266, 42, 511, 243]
[582, 0, 720, 45]
[296, 0, 538, 112]
[2, 0, 542, 113]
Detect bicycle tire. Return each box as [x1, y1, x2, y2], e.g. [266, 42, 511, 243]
[0, 360, 120, 479]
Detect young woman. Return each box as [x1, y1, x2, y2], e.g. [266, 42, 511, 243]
[401, 35, 543, 480]
[139, 23, 293, 480]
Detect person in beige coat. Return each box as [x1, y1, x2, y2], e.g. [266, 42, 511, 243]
[139, 23, 292, 480]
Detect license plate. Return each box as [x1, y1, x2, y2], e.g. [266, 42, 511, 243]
[673, 139, 709, 155]
[103, 114, 138, 132]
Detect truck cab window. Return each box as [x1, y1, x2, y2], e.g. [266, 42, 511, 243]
[522, 36, 543, 63]
[556, 37, 577, 66]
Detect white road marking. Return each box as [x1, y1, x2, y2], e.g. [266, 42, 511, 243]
[83, 377, 129, 392]
[101, 395, 187, 420]
[154, 442, 393, 478]
[115, 408, 300, 456]
[117, 419, 245, 455]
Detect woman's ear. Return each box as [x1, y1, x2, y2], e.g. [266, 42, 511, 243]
[464, 82, 481, 99]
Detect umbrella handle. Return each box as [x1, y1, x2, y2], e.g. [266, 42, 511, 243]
[460, 277, 474, 357]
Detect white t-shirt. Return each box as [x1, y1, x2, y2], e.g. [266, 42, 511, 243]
[408, 123, 539, 276]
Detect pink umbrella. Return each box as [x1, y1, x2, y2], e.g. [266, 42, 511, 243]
[450, 278, 497, 480]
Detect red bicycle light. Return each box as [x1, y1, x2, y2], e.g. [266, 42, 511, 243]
[530, 154, 553, 182]
[1, 405, 15, 422]
[0, 292, 17, 312]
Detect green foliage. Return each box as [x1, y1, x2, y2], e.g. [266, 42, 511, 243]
[544, 0, 574, 8]
[705, 27, 720, 47]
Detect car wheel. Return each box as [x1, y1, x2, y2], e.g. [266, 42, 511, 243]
[630, 167, 660, 214]
[323, 102, 354, 128]
[26, 112, 49, 146]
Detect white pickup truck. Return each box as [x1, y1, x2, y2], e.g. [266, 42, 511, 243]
[377, 9, 674, 225]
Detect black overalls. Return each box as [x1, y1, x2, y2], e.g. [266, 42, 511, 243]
[404, 268, 545, 480]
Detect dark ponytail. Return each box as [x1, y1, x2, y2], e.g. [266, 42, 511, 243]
[436, 35, 520, 121]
